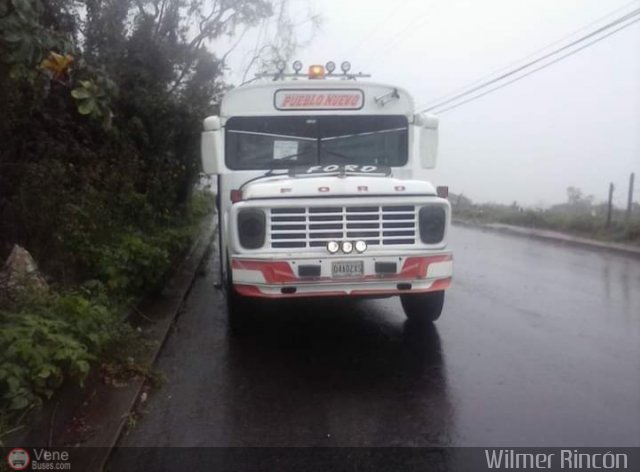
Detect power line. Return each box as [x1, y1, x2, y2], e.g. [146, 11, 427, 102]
[346, 4, 404, 59]
[414, 0, 640, 111]
[360, 1, 440, 69]
[417, 5, 640, 113]
[421, 6, 640, 112]
[431, 15, 640, 114]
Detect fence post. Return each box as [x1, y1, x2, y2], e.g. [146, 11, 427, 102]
[606, 182, 614, 228]
[627, 172, 635, 222]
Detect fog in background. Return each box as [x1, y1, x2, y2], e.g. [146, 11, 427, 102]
[221, 0, 640, 207]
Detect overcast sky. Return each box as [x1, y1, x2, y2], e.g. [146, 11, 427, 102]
[222, 0, 640, 207]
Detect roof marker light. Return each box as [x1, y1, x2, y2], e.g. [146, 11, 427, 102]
[341, 61, 351, 74]
[293, 60, 303, 73]
[308, 64, 325, 79]
[276, 60, 286, 72]
[325, 61, 336, 74]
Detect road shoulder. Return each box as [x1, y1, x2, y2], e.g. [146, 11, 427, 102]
[453, 219, 640, 259]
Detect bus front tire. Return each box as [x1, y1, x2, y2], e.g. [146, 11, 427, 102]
[227, 286, 255, 334]
[400, 290, 445, 323]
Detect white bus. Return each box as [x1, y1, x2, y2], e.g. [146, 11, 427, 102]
[201, 61, 452, 330]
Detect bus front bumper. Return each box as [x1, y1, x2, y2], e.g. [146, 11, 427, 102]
[230, 253, 453, 298]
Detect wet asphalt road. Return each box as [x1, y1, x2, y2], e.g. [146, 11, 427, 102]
[109, 225, 640, 460]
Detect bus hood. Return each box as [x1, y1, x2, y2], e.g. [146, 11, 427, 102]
[242, 175, 436, 200]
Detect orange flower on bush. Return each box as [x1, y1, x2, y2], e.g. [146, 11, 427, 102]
[40, 52, 74, 81]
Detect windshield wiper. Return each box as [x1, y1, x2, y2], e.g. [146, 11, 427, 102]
[238, 151, 314, 190]
[320, 127, 407, 141]
[321, 149, 352, 161]
[246, 150, 313, 167]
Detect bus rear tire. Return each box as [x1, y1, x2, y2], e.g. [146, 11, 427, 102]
[400, 290, 445, 323]
[225, 260, 254, 334]
[227, 286, 254, 334]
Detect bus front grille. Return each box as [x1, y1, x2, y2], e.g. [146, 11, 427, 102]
[269, 205, 416, 249]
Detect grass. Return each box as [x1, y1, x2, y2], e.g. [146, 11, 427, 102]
[453, 203, 640, 245]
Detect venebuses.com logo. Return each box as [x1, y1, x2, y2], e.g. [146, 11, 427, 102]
[6, 448, 30, 471]
[6, 448, 72, 470]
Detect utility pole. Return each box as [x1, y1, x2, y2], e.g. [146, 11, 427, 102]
[627, 172, 635, 222]
[606, 182, 614, 228]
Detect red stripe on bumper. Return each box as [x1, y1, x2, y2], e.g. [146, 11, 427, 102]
[400, 255, 452, 279]
[232, 254, 452, 284]
[232, 259, 297, 283]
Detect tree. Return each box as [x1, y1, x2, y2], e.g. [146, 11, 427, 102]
[0, 0, 314, 275]
[566, 186, 594, 210]
[240, 0, 321, 83]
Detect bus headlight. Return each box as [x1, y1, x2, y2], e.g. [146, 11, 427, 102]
[238, 209, 266, 249]
[342, 241, 353, 253]
[419, 206, 446, 244]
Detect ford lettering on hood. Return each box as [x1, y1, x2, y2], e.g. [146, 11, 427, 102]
[288, 164, 391, 177]
[241, 173, 436, 200]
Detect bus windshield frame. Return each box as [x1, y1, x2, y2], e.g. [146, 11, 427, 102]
[224, 115, 409, 170]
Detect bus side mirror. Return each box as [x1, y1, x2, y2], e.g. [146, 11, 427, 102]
[201, 116, 224, 174]
[414, 113, 439, 169]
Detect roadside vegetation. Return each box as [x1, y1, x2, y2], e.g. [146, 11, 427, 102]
[451, 187, 640, 245]
[0, 0, 314, 439]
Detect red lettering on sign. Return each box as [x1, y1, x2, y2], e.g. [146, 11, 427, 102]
[276, 91, 362, 109]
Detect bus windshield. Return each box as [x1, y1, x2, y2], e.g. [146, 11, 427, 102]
[225, 115, 408, 170]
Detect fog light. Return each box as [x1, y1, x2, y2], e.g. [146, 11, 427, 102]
[327, 241, 340, 254]
[342, 241, 353, 253]
[355, 240, 367, 253]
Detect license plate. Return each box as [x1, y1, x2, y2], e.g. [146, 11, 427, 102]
[332, 261, 364, 278]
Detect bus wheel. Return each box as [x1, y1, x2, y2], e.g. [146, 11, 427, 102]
[225, 263, 254, 334]
[400, 291, 445, 323]
[227, 286, 254, 334]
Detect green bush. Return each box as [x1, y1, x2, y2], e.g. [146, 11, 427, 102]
[501, 210, 549, 229]
[77, 191, 213, 297]
[0, 289, 125, 412]
[92, 233, 171, 295]
[0, 192, 213, 429]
